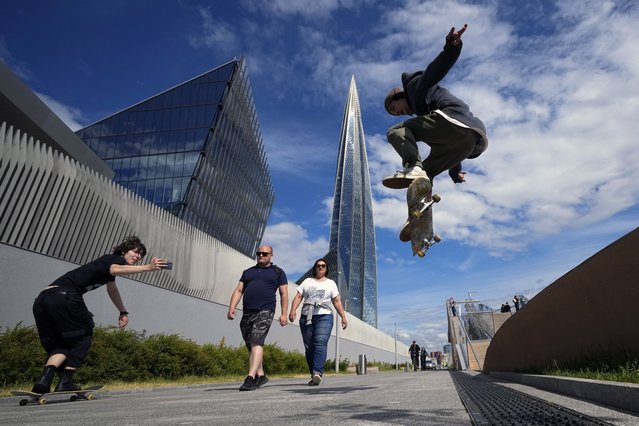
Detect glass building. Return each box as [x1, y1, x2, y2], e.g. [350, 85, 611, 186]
[297, 76, 378, 327]
[75, 59, 274, 258]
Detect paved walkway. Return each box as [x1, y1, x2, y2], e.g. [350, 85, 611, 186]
[1, 371, 637, 425]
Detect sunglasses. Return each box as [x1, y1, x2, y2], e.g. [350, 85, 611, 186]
[256, 252, 272, 257]
[316, 264, 327, 268]
[390, 91, 405, 103]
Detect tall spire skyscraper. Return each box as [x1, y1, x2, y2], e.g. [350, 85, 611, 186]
[297, 76, 378, 327]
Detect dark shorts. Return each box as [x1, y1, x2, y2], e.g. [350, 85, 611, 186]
[240, 309, 274, 350]
[32, 287, 95, 367]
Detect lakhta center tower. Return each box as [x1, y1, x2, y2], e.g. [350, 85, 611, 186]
[297, 76, 378, 327]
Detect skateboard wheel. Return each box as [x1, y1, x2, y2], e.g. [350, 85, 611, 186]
[433, 234, 442, 243]
[432, 193, 441, 203]
[87, 394, 95, 401]
[38, 397, 47, 405]
[70, 395, 78, 402]
[417, 250, 425, 258]
[411, 210, 422, 219]
[19, 399, 28, 406]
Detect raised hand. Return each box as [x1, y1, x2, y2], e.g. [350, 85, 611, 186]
[446, 24, 467, 46]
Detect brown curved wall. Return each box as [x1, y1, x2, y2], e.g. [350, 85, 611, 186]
[484, 227, 639, 372]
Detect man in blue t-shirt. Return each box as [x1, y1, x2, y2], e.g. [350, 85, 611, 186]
[227, 245, 289, 391]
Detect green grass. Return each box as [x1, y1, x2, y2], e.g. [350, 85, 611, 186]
[519, 353, 639, 384]
[540, 360, 639, 384]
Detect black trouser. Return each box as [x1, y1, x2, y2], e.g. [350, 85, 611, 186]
[33, 288, 94, 368]
[411, 355, 419, 370]
[387, 112, 479, 178]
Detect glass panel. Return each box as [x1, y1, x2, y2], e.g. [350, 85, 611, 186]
[175, 152, 185, 177]
[170, 109, 180, 129]
[178, 108, 189, 129]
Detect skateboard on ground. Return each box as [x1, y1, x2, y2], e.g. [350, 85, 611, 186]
[401, 177, 442, 257]
[11, 384, 103, 406]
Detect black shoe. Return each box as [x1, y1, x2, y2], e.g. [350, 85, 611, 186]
[32, 365, 56, 394]
[255, 375, 269, 388]
[54, 369, 81, 392]
[239, 375, 256, 391]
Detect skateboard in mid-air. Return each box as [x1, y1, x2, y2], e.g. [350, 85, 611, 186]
[11, 385, 103, 406]
[400, 177, 442, 257]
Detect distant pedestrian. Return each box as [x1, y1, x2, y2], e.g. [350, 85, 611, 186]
[409, 341, 421, 371]
[289, 258, 347, 386]
[227, 245, 289, 391]
[449, 299, 457, 317]
[512, 295, 520, 312]
[503, 302, 511, 313]
[420, 347, 427, 371]
[31, 236, 167, 394]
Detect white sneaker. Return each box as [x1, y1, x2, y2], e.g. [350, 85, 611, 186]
[311, 373, 322, 385]
[382, 166, 428, 189]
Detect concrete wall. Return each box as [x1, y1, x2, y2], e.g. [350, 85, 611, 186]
[483, 227, 639, 372]
[1, 243, 410, 365]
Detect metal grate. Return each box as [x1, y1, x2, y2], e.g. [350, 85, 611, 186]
[451, 371, 612, 426]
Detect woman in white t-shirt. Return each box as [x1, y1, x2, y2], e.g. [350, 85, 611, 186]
[289, 258, 347, 386]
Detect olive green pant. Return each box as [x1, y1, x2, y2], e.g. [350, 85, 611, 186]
[387, 112, 478, 179]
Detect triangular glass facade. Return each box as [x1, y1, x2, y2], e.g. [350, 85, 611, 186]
[76, 59, 274, 258]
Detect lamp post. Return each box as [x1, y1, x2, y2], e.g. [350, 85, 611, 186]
[394, 322, 398, 370]
[335, 299, 348, 373]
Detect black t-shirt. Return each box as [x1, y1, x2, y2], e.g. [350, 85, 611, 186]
[409, 344, 420, 357]
[240, 264, 288, 311]
[51, 254, 128, 294]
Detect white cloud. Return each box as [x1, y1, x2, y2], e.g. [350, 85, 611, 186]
[240, 0, 374, 20]
[261, 222, 330, 276]
[188, 7, 240, 55]
[35, 92, 85, 131]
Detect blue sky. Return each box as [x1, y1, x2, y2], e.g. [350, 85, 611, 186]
[2, 0, 638, 352]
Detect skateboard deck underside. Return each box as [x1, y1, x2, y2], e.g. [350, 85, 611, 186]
[406, 177, 441, 257]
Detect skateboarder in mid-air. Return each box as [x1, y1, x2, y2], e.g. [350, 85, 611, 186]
[382, 24, 488, 191]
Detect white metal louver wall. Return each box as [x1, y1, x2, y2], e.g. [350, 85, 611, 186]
[0, 121, 253, 305]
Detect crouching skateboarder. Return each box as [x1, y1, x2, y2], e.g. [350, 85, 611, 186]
[382, 24, 488, 191]
[31, 236, 167, 394]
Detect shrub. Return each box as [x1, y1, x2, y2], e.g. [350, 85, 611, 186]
[262, 343, 308, 375]
[0, 324, 46, 386]
[142, 334, 208, 379]
[0, 324, 311, 388]
[78, 327, 153, 383]
[201, 343, 246, 376]
[324, 357, 350, 372]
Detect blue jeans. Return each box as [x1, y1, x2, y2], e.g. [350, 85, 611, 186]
[299, 314, 333, 375]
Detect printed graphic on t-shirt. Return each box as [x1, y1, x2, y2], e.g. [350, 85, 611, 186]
[306, 287, 327, 304]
